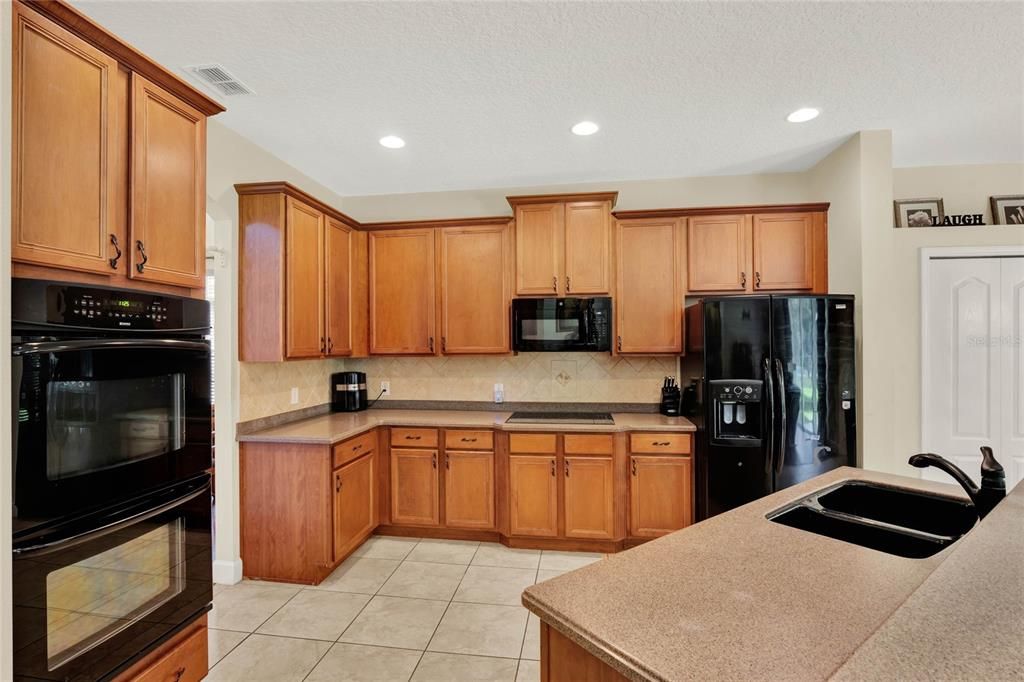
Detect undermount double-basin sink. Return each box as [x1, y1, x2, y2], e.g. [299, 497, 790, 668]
[768, 480, 978, 558]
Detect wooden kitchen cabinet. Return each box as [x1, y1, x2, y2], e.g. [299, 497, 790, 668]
[687, 214, 751, 293]
[508, 193, 616, 296]
[615, 218, 685, 354]
[369, 229, 437, 354]
[563, 456, 615, 539]
[751, 212, 816, 291]
[334, 452, 376, 559]
[444, 450, 495, 529]
[509, 454, 559, 537]
[129, 74, 206, 289]
[439, 223, 511, 353]
[285, 197, 326, 358]
[629, 455, 692, 537]
[390, 448, 441, 526]
[114, 615, 208, 682]
[237, 183, 366, 361]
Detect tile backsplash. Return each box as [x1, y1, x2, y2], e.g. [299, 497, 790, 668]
[239, 358, 345, 422]
[345, 353, 679, 404]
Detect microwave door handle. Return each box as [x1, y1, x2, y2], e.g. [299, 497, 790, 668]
[12, 338, 210, 356]
[12, 478, 210, 558]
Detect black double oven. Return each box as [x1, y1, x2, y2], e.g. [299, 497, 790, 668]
[11, 279, 213, 681]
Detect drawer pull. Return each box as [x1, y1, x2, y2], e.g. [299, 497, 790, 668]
[405, 435, 422, 440]
[460, 437, 477, 442]
[174, 667, 186, 682]
[651, 441, 672, 446]
[353, 444, 363, 450]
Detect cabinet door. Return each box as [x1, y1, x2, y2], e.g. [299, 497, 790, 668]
[129, 74, 206, 288]
[564, 201, 611, 295]
[390, 448, 440, 526]
[369, 229, 436, 354]
[12, 4, 121, 275]
[439, 223, 510, 354]
[563, 456, 614, 540]
[687, 215, 751, 293]
[285, 198, 325, 358]
[629, 456, 692, 537]
[334, 452, 376, 560]
[751, 213, 814, 291]
[515, 203, 563, 296]
[325, 217, 353, 356]
[444, 451, 495, 529]
[616, 219, 683, 354]
[509, 455, 558, 537]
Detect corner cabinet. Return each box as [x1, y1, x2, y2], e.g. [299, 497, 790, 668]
[237, 183, 367, 361]
[508, 193, 616, 296]
[615, 218, 685, 354]
[11, 1, 222, 295]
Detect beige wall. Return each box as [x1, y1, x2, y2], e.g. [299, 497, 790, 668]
[346, 353, 679, 405]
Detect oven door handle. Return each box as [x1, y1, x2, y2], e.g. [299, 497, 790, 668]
[12, 478, 210, 558]
[12, 338, 210, 356]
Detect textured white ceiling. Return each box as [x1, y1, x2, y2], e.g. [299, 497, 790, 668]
[74, 1, 1023, 196]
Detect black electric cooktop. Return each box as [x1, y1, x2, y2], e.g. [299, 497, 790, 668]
[505, 411, 615, 425]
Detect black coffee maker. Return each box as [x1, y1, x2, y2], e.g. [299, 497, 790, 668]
[331, 371, 368, 412]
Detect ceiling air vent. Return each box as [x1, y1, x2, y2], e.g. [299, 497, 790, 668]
[186, 64, 254, 97]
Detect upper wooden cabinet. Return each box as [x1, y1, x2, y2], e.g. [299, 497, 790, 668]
[687, 214, 751, 293]
[11, 1, 222, 294]
[129, 74, 206, 289]
[751, 213, 816, 291]
[509, 193, 616, 296]
[237, 183, 367, 361]
[369, 229, 437, 354]
[439, 223, 511, 354]
[615, 218, 685, 354]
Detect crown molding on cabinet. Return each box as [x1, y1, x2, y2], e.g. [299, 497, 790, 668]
[20, 0, 225, 116]
[613, 202, 831, 220]
[507, 191, 619, 209]
[361, 216, 513, 231]
[234, 181, 362, 229]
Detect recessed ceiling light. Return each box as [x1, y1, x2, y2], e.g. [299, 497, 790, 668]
[786, 108, 820, 123]
[379, 135, 405, 149]
[571, 121, 599, 136]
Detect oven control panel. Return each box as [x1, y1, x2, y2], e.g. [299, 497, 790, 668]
[57, 289, 185, 329]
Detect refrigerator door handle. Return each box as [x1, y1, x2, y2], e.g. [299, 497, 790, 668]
[763, 357, 775, 474]
[774, 359, 787, 476]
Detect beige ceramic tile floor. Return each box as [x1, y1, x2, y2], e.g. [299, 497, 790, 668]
[207, 537, 604, 681]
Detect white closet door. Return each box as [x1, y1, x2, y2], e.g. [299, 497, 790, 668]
[1000, 258, 1024, 489]
[922, 258, 1002, 483]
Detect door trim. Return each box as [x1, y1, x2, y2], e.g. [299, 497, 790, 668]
[919, 245, 1024, 464]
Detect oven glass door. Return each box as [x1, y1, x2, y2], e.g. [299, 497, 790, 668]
[13, 476, 212, 681]
[12, 337, 211, 530]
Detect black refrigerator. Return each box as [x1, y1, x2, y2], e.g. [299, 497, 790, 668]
[691, 295, 856, 519]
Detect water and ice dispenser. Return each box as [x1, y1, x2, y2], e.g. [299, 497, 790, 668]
[709, 379, 763, 445]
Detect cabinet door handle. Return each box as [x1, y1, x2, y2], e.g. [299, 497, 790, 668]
[550, 459, 555, 476]
[432, 453, 437, 468]
[429, 336, 434, 353]
[755, 271, 761, 288]
[552, 275, 557, 292]
[135, 240, 148, 273]
[441, 337, 446, 353]
[327, 337, 333, 353]
[336, 476, 341, 493]
[566, 275, 571, 293]
[565, 461, 570, 477]
[617, 336, 622, 352]
[740, 271, 746, 287]
[108, 234, 122, 269]
[320, 337, 326, 354]
[631, 460, 637, 476]
[445, 453, 450, 469]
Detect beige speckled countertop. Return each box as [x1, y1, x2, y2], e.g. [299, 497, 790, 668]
[523, 467, 1022, 681]
[236, 409, 695, 445]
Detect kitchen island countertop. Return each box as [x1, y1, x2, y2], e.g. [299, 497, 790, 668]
[522, 466, 1023, 681]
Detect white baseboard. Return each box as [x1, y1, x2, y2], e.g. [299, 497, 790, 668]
[213, 558, 243, 585]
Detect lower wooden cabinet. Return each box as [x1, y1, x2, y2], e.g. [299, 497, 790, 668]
[629, 455, 693, 537]
[563, 456, 615, 539]
[444, 450, 495, 529]
[509, 454, 559, 537]
[334, 452, 376, 559]
[114, 615, 207, 682]
[390, 448, 441, 526]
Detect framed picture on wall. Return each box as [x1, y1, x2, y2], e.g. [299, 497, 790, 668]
[990, 195, 1024, 225]
[894, 197, 945, 228]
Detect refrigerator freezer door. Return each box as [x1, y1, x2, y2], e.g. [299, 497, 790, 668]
[771, 296, 856, 491]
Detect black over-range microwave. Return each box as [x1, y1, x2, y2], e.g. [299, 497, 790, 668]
[511, 297, 612, 352]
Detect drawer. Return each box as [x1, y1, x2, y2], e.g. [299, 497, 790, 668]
[509, 433, 557, 454]
[127, 620, 207, 682]
[444, 429, 494, 451]
[333, 430, 376, 469]
[563, 434, 613, 455]
[391, 427, 439, 448]
[629, 433, 692, 455]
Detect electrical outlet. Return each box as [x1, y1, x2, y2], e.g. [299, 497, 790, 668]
[380, 381, 390, 397]
[290, 387, 299, 405]
[493, 383, 504, 404]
